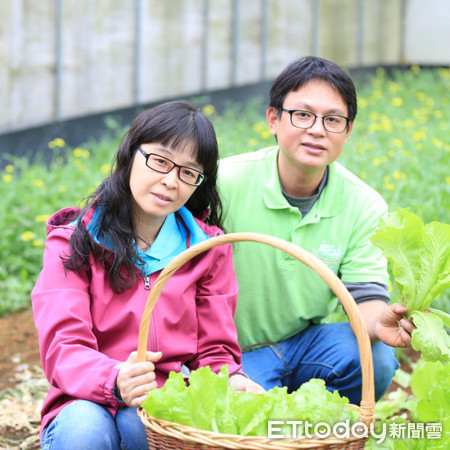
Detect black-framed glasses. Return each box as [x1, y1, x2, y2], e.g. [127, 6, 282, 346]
[138, 147, 206, 186]
[280, 108, 350, 133]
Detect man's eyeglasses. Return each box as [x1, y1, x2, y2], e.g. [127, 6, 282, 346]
[280, 108, 350, 133]
[138, 147, 206, 186]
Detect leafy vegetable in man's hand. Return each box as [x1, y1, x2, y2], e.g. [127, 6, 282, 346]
[371, 208, 450, 362]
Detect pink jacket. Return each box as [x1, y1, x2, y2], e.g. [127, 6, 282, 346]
[32, 207, 242, 434]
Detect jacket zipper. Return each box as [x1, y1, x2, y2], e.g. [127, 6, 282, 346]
[144, 274, 157, 352]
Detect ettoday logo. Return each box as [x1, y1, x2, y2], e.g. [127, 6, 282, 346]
[267, 420, 443, 444]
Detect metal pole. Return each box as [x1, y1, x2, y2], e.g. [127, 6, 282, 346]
[201, 0, 210, 90]
[312, 0, 320, 56]
[231, 0, 240, 85]
[357, 0, 365, 65]
[260, 0, 269, 80]
[399, 0, 407, 64]
[133, 0, 143, 104]
[55, 0, 63, 121]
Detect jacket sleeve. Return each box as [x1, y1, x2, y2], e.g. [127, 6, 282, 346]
[187, 241, 243, 376]
[31, 229, 123, 407]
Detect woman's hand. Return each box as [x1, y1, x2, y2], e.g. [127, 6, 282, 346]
[115, 350, 162, 407]
[375, 303, 415, 347]
[228, 374, 266, 394]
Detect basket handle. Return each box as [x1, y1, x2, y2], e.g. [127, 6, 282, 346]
[137, 232, 375, 423]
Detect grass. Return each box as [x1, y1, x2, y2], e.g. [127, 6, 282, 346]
[0, 65, 449, 315]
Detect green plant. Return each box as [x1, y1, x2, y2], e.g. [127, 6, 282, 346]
[142, 365, 358, 437]
[371, 208, 450, 362]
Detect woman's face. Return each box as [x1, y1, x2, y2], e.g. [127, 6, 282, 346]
[129, 142, 203, 229]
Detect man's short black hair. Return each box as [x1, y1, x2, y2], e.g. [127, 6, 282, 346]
[269, 56, 357, 121]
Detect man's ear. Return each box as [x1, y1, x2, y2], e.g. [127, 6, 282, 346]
[343, 120, 354, 144]
[266, 107, 279, 136]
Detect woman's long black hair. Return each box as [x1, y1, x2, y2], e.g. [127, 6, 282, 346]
[63, 100, 223, 293]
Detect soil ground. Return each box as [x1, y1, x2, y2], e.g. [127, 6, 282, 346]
[0, 309, 420, 449]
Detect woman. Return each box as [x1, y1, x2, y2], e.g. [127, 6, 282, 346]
[32, 100, 263, 449]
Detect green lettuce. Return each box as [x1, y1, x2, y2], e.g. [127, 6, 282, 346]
[141, 366, 358, 437]
[371, 208, 450, 362]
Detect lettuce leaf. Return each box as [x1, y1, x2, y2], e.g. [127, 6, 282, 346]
[371, 208, 450, 361]
[370, 208, 450, 315]
[141, 366, 358, 437]
[410, 311, 450, 363]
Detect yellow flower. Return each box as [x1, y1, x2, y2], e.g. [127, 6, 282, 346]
[59, 185, 67, 192]
[373, 158, 381, 166]
[372, 90, 383, 100]
[21, 231, 35, 242]
[376, 67, 386, 78]
[393, 171, 406, 180]
[412, 130, 427, 141]
[438, 67, 450, 79]
[434, 110, 443, 118]
[388, 150, 395, 158]
[2, 174, 12, 183]
[5, 165, 14, 173]
[36, 214, 51, 223]
[432, 138, 443, 148]
[248, 138, 258, 147]
[416, 92, 426, 102]
[73, 148, 90, 158]
[383, 175, 390, 183]
[261, 130, 272, 140]
[380, 116, 392, 133]
[392, 139, 403, 148]
[446, 176, 450, 185]
[32, 239, 44, 247]
[48, 138, 66, 148]
[360, 172, 367, 179]
[410, 65, 420, 74]
[202, 104, 216, 117]
[385, 183, 395, 191]
[31, 179, 44, 188]
[388, 82, 400, 93]
[100, 164, 110, 175]
[403, 119, 414, 127]
[359, 98, 368, 108]
[391, 97, 404, 107]
[368, 123, 381, 133]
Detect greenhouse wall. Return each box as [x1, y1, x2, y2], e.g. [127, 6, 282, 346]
[0, 0, 448, 138]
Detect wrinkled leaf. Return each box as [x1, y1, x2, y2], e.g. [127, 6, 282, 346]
[411, 311, 450, 363]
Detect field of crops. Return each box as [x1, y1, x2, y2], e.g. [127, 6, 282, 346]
[1, 65, 448, 315]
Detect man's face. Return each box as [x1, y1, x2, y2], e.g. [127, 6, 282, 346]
[267, 79, 353, 179]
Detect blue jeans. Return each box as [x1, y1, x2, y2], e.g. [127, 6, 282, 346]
[41, 400, 148, 449]
[242, 322, 399, 404]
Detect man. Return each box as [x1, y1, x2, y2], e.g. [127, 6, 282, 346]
[218, 56, 413, 404]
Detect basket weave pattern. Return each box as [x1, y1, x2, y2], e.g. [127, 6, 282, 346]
[137, 233, 375, 449]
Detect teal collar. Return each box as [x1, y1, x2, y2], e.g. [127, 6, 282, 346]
[86, 206, 210, 276]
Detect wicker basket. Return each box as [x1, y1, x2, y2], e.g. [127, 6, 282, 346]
[137, 232, 375, 449]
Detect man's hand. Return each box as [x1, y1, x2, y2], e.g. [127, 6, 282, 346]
[358, 301, 414, 346]
[375, 303, 415, 347]
[115, 351, 162, 407]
